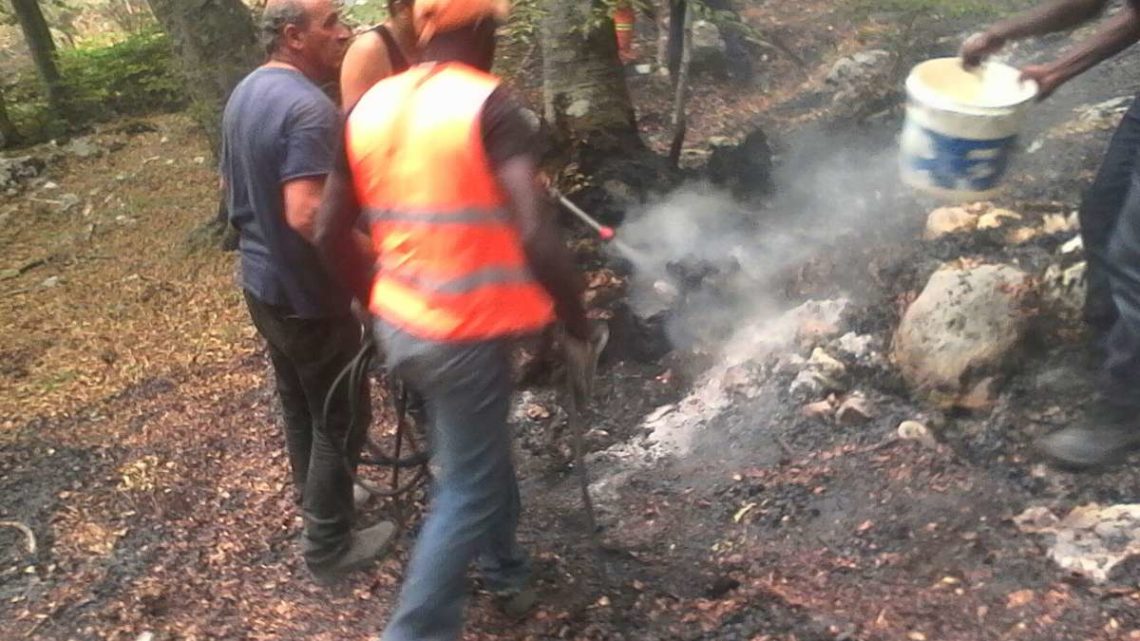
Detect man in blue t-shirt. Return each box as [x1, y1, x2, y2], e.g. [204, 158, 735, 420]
[220, 0, 393, 582]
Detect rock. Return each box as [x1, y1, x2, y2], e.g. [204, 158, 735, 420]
[602, 179, 637, 207]
[0, 155, 47, 192]
[57, 193, 81, 213]
[1015, 504, 1140, 584]
[705, 128, 773, 199]
[897, 420, 938, 449]
[800, 398, 835, 420]
[791, 298, 849, 347]
[1042, 262, 1087, 312]
[690, 20, 728, 76]
[63, 136, 101, 159]
[924, 205, 978, 239]
[1078, 96, 1132, 124]
[40, 276, 60, 288]
[835, 332, 876, 361]
[835, 393, 875, 425]
[1061, 235, 1083, 254]
[721, 364, 764, 398]
[808, 348, 846, 378]
[1007, 226, 1042, 244]
[1042, 213, 1077, 235]
[789, 369, 825, 399]
[892, 264, 1033, 409]
[958, 376, 998, 411]
[789, 350, 846, 400]
[826, 50, 891, 87]
[976, 207, 1022, 230]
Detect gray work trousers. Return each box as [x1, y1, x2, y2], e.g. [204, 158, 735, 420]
[376, 322, 529, 641]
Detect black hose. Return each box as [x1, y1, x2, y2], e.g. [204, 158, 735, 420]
[320, 336, 430, 498]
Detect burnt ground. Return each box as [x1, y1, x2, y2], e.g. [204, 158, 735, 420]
[5, 4, 1140, 641]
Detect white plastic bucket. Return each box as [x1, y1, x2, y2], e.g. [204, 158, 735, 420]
[900, 58, 1037, 201]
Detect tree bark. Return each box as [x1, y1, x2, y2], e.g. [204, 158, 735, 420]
[668, 4, 692, 168]
[540, 0, 640, 153]
[146, 0, 261, 157]
[10, 0, 65, 113]
[0, 83, 20, 148]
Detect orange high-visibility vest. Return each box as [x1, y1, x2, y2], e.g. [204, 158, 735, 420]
[345, 63, 554, 342]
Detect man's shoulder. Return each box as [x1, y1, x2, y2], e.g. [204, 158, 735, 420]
[232, 67, 336, 116]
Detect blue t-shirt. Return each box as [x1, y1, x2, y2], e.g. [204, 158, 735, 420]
[220, 66, 350, 318]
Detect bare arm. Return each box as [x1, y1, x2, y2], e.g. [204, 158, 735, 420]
[962, 0, 1112, 65]
[992, 0, 1109, 40]
[282, 176, 325, 242]
[496, 156, 589, 340]
[314, 168, 375, 304]
[340, 32, 392, 112]
[1023, 2, 1140, 98]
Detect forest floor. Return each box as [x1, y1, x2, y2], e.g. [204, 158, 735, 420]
[5, 2, 1140, 641]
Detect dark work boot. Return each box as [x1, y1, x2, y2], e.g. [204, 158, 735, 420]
[307, 521, 396, 585]
[1038, 401, 1140, 471]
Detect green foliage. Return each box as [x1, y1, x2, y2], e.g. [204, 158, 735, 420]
[847, 0, 1032, 20]
[343, 0, 389, 28]
[58, 30, 184, 116]
[4, 30, 185, 145]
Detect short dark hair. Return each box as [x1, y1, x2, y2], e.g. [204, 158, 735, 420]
[260, 1, 310, 56]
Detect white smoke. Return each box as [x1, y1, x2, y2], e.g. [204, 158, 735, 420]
[614, 132, 910, 352]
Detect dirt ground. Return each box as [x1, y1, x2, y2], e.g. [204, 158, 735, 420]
[4, 3, 1140, 641]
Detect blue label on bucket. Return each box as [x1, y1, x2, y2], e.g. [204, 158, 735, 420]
[904, 125, 1017, 192]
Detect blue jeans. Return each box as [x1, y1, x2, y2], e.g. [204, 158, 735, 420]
[1080, 94, 1140, 332]
[1102, 173, 1140, 409]
[376, 323, 529, 641]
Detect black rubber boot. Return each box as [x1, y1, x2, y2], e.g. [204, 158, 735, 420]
[1038, 401, 1140, 471]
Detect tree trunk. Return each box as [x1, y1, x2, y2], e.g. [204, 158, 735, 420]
[668, 5, 692, 168]
[540, 0, 640, 153]
[146, 0, 261, 157]
[10, 0, 65, 113]
[666, 0, 685, 78]
[0, 83, 20, 148]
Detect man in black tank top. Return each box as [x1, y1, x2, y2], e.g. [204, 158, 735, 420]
[341, 0, 417, 110]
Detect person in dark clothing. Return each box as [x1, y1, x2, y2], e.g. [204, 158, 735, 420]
[219, 0, 394, 582]
[962, 0, 1140, 469]
[340, 0, 418, 111]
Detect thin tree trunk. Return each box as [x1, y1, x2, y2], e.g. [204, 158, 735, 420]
[540, 0, 640, 152]
[10, 0, 65, 113]
[668, 4, 692, 168]
[0, 84, 20, 148]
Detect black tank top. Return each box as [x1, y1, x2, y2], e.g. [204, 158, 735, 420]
[372, 24, 410, 74]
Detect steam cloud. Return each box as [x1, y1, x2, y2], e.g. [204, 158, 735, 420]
[615, 131, 911, 351]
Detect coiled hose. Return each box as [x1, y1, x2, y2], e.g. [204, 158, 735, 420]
[321, 337, 430, 498]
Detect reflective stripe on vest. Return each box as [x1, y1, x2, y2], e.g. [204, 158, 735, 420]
[364, 206, 511, 226]
[346, 63, 554, 342]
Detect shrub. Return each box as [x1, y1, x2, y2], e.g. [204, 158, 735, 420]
[4, 29, 185, 146]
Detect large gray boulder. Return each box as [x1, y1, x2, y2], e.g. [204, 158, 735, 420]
[892, 264, 1034, 410]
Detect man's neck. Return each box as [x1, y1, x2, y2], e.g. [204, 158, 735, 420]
[265, 51, 325, 84]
